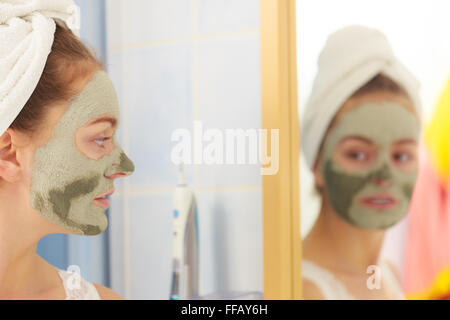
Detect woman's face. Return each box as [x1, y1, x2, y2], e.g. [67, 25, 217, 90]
[315, 91, 420, 229]
[25, 70, 134, 235]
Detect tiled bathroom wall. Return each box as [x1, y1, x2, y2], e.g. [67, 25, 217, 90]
[105, 0, 262, 299]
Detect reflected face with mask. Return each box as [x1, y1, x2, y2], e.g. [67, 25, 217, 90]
[29, 71, 134, 236]
[314, 91, 420, 230]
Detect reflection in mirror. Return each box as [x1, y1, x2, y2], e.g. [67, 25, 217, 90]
[297, 0, 450, 300]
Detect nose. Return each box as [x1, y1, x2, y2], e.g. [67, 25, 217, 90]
[105, 151, 135, 179]
[372, 164, 393, 187]
[374, 177, 393, 188]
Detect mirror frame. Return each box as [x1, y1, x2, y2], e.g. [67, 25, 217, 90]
[260, 0, 301, 299]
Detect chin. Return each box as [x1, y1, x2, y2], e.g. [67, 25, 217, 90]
[79, 209, 108, 235]
[62, 207, 109, 236]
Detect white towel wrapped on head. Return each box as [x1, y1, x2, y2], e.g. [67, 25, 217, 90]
[301, 25, 422, 170]
[0, 0, 79, 135]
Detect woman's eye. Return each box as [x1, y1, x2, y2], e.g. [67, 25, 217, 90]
[346, 151, 367, 161]
[394, 152, 411, 162]
[93, 137, 111, 146]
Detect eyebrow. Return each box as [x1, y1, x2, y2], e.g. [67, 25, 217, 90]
[393, 138, 417, 145]
[89, 116, 117, 128]
[340, 136, 373, 144]
[340, 136, 417, 146]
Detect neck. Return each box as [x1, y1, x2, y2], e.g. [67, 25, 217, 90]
[0, 185, 49, 296]
[304, 203, 386, 274]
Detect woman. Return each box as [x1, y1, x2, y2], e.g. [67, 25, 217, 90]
[0, 1, 134, 299]
[301, 26, 422, 299]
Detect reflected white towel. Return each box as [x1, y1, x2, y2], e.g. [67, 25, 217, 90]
[301, 25, 422, 170]
[0, 0, 79, 135]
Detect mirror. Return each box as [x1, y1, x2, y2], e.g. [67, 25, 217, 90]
[297, 0, 450, 299]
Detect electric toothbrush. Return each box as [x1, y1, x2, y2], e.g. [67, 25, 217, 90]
[169, 165, 199, 300]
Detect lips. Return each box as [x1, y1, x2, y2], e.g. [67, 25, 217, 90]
[359, 193, 398, 210]
[93, 188, 115, 209]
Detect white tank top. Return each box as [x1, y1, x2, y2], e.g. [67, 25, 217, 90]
[302, 259, 404, 300]
[57, 269, 101, 300]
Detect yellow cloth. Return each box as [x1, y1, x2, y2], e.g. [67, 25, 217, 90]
[407, 267, 450, 300]
[425, 77, 450, 185]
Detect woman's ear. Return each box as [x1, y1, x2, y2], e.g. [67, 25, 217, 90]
[313, 158, 324, 190]
[0, 129, 29, 183]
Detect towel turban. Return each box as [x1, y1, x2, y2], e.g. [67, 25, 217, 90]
[0, 0, 79, 135]
[301, 25, 422, 170]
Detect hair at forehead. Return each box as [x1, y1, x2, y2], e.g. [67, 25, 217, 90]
[10, 25, 103, 134]
[352, 74, 411, 99]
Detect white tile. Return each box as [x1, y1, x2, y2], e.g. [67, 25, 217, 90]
[197, 34, 261, 130]
[128, 193, 173, 299]
[196, 189, 263, 295]
[196, 33, 262, 186]
[196, 163, 261, 188]
[198, 0, 260, 34]
[106, 0, 193, 48]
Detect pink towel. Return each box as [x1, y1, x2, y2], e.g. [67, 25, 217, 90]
[403, 144, 450, 298]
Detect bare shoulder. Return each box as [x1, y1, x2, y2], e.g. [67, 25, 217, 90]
[302, 278, 325, 300]
[93, 284, 124, 300]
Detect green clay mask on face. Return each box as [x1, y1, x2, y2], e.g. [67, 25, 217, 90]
[320, 102, 419, 230]
[30, 71, 134, 235]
